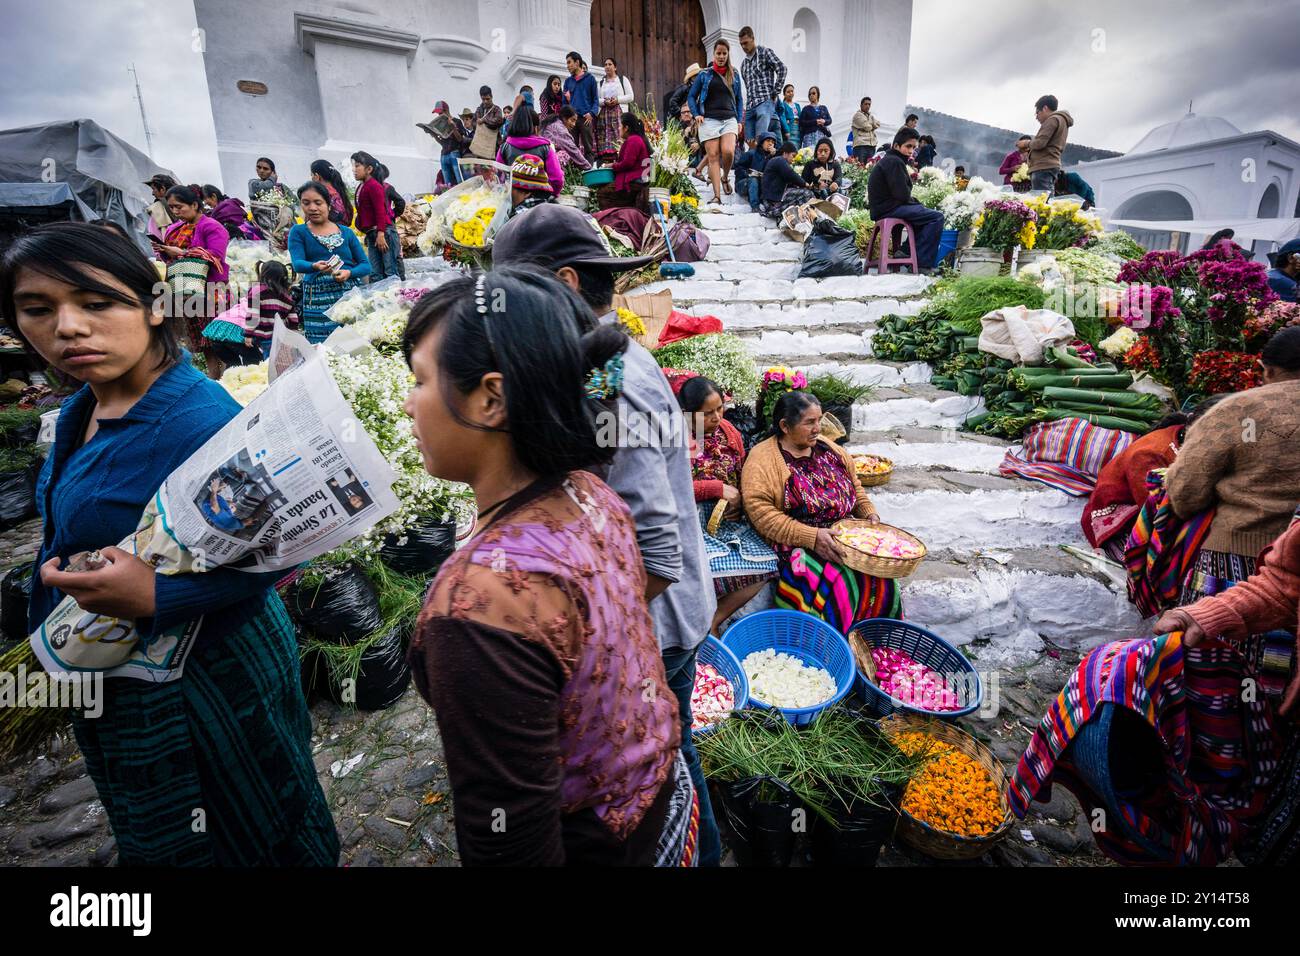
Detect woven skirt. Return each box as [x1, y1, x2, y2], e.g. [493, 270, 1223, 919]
[774, 548, 901, 634]
[70, 593, 339, 866]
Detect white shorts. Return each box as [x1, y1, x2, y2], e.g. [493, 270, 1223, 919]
[698, 117, 739, 143]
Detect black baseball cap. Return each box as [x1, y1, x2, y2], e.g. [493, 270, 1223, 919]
[492, 203, 655, 272]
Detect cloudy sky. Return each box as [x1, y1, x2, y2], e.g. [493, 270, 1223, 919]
[1, 0, 1297, 190]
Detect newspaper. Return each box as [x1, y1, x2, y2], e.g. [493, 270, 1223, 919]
[30, 351, 400, 683]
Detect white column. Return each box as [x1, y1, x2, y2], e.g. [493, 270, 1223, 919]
[505, 0, 572, 92]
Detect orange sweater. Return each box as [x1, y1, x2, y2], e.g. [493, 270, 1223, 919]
[741, 435, 875, 552]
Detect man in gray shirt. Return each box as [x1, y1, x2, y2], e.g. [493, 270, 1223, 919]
[493, 204, 720, 866]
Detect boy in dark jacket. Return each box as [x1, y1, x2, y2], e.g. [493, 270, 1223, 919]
[758, 141, 806, 218]
[734, 132, 778, 211]
[867, 128, 943, 272]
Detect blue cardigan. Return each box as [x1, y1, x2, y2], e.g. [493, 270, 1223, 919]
[287, 224, 372, 285]
[687, 68, 744, 123]
[799, 104, 832, 139]
[29, 360, 283, 636]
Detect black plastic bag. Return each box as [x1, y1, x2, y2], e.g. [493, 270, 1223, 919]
[715, 775, 802, 867]
[724, 404, 766, 450]
[380, 520, 456, 576]
[327, 626, 411, 711]
[0, 467, 37, 532]
[798, 217, 861, 279]
[0, 562, 33, 646]
[286, 563, 382, 642]
[808, 779, 902, 867]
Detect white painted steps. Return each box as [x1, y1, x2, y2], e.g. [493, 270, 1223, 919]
[674, 177, 1144, 665]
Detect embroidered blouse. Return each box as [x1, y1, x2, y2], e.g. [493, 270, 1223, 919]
[408, 472, 679, 865]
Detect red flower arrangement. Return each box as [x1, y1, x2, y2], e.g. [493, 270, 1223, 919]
[1188, 350, 1262, 395]
[1122, 338, 1162, 374]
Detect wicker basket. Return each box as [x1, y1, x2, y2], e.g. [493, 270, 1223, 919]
[832, 520, 926, 579]
[854, 454, 894, 488]
[882, 714, 1014, 860]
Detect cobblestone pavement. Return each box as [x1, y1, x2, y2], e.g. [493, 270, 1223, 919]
[0, 518, 1102, 867]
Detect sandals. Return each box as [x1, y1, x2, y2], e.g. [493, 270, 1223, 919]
[722, 181, 733, 196]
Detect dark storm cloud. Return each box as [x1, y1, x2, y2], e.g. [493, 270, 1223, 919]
[909, 0, 1300, 151]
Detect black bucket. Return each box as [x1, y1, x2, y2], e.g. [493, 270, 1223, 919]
[808, 779, 903, 867]
[716, 776, 803, 867]
[286, 564, 382, 642]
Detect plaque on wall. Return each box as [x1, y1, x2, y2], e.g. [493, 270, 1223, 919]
[236, 80, 268, 96]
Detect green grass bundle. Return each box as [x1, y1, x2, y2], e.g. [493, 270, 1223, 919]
[806, 371, 874, 406]
[928, 276, 1046, 334]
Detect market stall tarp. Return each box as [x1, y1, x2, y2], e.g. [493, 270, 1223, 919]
[1108, 216, 1300, 244]
[0, 118, 175, 243]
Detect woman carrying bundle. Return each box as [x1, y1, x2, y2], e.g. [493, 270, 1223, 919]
[0, 223, 336, 866]
[403, 268, 698, 866]
[201, 186, 261, 241]
[153, 184, 230, 376]
[287, 181, 371, 343]
[742, 391, 900, 633]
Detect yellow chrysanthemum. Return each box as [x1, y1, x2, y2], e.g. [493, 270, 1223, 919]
[616, 307, 647, 337]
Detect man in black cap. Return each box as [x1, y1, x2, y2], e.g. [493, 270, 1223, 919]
[494, 204, 723, 867]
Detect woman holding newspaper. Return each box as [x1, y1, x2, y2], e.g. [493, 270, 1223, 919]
[0, 223, 338, 866]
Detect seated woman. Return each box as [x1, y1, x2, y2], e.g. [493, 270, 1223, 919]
[596, 112, 650, 212]
[403, 268, 696, 866]
[742, 391, 901, 634]
[540, 107, 592, 172]
[678, 376, 778, 634]
[800, 137, 843, 201]
[201, 185, 261, 241]
[1011, 512, 1300, 866]
[1082, 397, 1223, 561]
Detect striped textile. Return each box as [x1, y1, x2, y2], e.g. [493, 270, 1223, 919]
[1124, 471, 1215, 617]
[775, 548, 901, 634]
[654, 753, 700, 867]
[999, 417, 1134, 497]
[1008, 628, 1284, 865]
[70, 594, 339, 866]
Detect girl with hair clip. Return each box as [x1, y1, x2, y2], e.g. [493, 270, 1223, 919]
[403, 267, 699, 866]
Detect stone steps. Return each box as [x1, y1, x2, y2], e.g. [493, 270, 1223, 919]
[676, 184, 1144, 667]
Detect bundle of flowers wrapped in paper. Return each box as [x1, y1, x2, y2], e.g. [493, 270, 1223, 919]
[972, 197, 1037, 253]
[225, 239, 292, 294]
[416, 165, 510, 254]
[322, 279, 449, 350]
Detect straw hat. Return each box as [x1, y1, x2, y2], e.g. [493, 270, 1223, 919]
[683, 63, 702, 83]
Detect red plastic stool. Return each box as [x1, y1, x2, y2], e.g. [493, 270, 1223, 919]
[864, 217, 920, 275]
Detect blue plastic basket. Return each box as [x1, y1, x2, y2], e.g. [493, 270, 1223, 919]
[582, 167, 615, 186]
[721, 610, 855, 727]
[691, 636, 749, 738]
[849, 618, 982, 720]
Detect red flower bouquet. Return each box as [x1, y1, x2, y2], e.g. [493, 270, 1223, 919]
[1188, 350, 1262, 395]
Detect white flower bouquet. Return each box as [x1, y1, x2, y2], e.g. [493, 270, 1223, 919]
[218, 362, 270, 406]
[418, 164, 511, 253]
[225, 239, 291, 296]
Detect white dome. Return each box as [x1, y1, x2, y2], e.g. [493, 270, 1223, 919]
[1130, 112, 1242, 153]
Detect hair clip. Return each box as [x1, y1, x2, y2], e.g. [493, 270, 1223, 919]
[474, 273, 488, 315]
[584, 353, 625, 399]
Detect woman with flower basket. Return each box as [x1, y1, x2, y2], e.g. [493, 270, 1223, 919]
[287, 182, 372, 343]
[677, 376, 778, 634]
[742, 391, 901, 634]
[153, 184, 230, 377]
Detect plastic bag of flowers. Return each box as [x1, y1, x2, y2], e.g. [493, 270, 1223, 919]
[30, 345, 403, 684]
[417, 161, 511, 253]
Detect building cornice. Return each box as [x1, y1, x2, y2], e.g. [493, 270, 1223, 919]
[295, 12, 420, 62]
